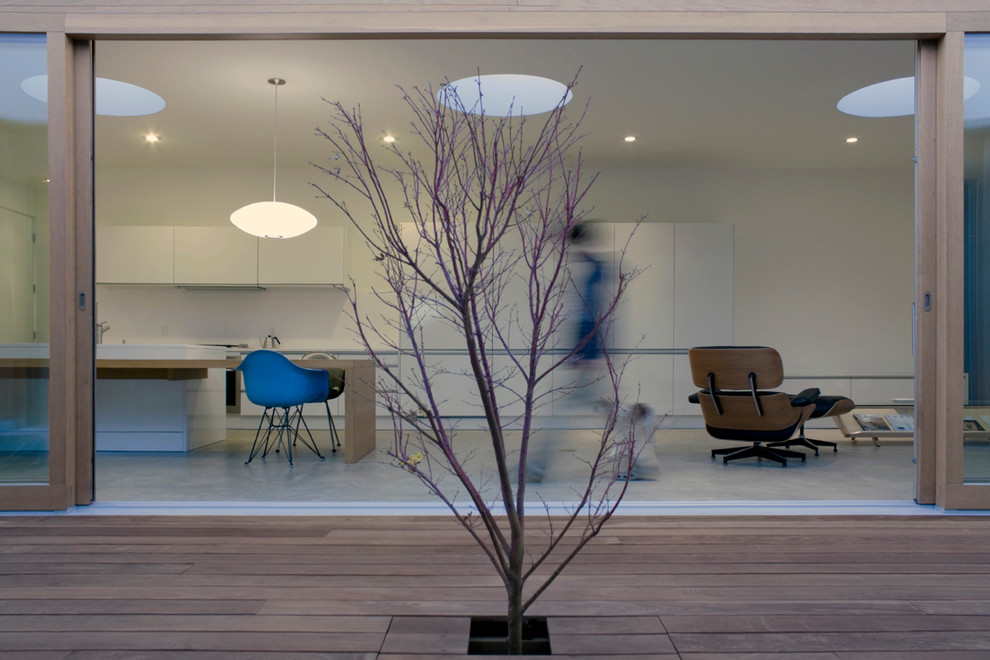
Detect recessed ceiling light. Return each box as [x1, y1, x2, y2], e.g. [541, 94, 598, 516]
[144, 133, 160, 143]
[624, 136, 637, 142]
[438, 74, 572, 117]
[20, 75, 166, 116]
[846, 137, 859, 143]
[838, 76, 981, 118]
[382, 135, 396, 143]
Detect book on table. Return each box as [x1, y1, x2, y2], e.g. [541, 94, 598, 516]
[963, 417, 985, 432]
[854, 413, 890, 432]
[884, 414, 914, 432]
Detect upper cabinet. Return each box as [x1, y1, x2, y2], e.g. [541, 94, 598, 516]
[672, 223, 733, 349]
[96, 226, 175, 285]
[97, 225, 345, 287]
[173, 226, 258, 286]
[258, 225, 344, 285]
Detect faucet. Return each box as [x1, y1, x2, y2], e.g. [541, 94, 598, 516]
[96, 321, 110, 344]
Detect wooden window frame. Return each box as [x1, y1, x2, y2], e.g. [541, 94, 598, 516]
[2, 4, 988, 510]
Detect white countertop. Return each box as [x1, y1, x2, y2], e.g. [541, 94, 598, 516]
[96, 344, 228, 360]
[0, 343, 228, 360]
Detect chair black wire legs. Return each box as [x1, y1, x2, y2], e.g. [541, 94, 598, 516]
[245, 408, 275, 465]
[768, 423, 838, 456]
[245, 406, 325, 466]
[712, 442, 807, 467]
[324, 400, 341, 454]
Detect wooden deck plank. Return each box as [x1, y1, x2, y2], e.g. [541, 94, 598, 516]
[4, 515, 990, 657]
[1, 599, 267, 616]
[662, 614, 990, 633]
[669, 630, 990, 654]
[8, 572, 990, 593]
[1, 614, 392, 633]
[0, 631, 388, 653]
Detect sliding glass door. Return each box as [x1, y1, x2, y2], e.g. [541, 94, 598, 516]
[0, 34, 51, 489]
[962, 34, 990, 490]
[0, 32, 95, 510]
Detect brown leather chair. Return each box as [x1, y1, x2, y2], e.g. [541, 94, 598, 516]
[769, 394, 854, 456]
[688, 346, 819, 467]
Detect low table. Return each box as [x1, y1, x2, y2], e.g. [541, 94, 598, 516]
[834, 408, 913, 446]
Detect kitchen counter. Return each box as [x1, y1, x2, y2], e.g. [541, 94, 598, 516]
[94, 345, 228, 452]
[0, 345, 377, 462]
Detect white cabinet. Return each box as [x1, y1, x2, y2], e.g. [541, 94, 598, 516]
[618, 354, 675, 417]
[173, 226, 258, 286]
[96, 226, 174, 284]
[607, 223, 733, 351]
[258, 225, 345, 285]
[673, 223, 734, 348]
[98, 225, 345, 287]
[673, 354, 700, 415]
[613, 223, 675, 350]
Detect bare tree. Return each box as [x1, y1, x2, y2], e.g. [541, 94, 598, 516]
[312, 77, 639, 654]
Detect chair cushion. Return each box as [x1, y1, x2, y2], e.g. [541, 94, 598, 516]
[790, 387, 821, 407]
[326, 368, 345, 400]
[705, 424, 800, 443]
[810, 395, 855, 419]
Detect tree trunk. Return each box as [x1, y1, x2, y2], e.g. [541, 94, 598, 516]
[506, 520, 526, 654]
[507, 577, 524, 654]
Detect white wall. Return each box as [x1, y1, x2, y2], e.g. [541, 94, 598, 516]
[95, 162, 915, 380]
[585, 166, 915, 375]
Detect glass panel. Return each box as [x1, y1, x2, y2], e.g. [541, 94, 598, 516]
[964, 34, 990, 484]
[89, 38, 916, 504]
[0, 33, 49, 484]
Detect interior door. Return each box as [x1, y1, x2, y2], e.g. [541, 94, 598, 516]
[0, 208, 37, 343]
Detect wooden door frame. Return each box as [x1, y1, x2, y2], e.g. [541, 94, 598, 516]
[932, 31, 990, 509]
[0, 33, 93, 510]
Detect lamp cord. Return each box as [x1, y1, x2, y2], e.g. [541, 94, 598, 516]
[271, 82, 279, 202]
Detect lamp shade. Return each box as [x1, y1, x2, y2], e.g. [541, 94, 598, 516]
[230, 201, 317, 239]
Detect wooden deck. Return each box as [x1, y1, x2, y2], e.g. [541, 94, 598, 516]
[4, 514, 990, 658]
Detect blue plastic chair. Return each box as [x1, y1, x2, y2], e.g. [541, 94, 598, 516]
[236, 350, 331, 465]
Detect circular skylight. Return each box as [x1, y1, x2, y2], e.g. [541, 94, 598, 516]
[21, 75, 166, 117]
[838, 75, 981, 118]
[964, 46, 990, 126]
[0, 34, 47, 124]
[438, 74, 572, 117]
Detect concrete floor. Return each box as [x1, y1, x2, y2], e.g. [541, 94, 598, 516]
[94, 425, 919, 507]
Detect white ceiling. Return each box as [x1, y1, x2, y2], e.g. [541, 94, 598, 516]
[92, 38, 918, 174]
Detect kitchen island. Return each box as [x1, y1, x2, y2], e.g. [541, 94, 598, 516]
[0, 345, 378, 463]
[95, 344, 228, 453]
[128, 357, 377, 464]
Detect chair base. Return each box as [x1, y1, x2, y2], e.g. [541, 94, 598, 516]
[246, 406, 326, 466]
[712, 442, 806, 467]
[768, 423, 837, 456]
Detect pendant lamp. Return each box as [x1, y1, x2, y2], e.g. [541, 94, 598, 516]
[230, 78, 317, 239]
